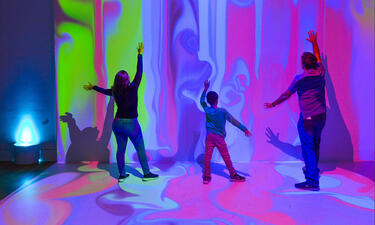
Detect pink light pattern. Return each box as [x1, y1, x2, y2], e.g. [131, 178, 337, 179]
[0, 162, 373, 224]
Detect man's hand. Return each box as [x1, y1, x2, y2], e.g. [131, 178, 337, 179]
[137, 42, 144, 55]
[306, 30, 317, 44]
[264, 103, 274, 109]
[245, 129, 252, 137]
[83, 82, 94, 91]
[306, 30, 321, 63]
[204, 80, 210, 91]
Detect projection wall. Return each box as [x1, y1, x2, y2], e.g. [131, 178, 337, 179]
[55, 0, 374, 163]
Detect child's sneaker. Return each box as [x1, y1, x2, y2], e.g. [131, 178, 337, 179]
[230, 174, 245, 182]
[118, 174, 129, 182]
[203, 176, 211, 184]
[295, 181, 320, 191]
[142, 172, 159, 181]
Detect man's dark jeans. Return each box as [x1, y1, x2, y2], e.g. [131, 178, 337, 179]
[297, 113, 326, 185]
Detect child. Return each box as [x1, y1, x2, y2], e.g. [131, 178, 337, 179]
[200, 80, 252, 184]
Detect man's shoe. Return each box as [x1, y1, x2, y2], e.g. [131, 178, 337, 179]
[230, 174, 246, 182]
[203, 176, 211, 184]
[295, 181, 320, 191]
[118, 174, 129, 182]
[142, 172, 159, 181]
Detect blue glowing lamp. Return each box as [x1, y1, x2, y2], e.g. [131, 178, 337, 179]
[14, 116, 41, 164]
[15, 116, 40, 146]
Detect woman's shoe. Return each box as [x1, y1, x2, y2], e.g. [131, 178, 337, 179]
[142, 172, 159, 181]
[118, 174, 130, 182]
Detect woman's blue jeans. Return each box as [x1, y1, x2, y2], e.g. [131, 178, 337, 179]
[112, 118, 150, 176]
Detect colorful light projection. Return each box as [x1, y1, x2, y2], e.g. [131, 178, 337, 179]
[0, 162, 374, 224]
[55, 0, 374, 163]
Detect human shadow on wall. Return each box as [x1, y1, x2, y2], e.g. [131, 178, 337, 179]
[265, 54, 354, 173]
[319, 54, 354, 162]
[175, 98, 206, 161]
[153, 27, 212, 171]
[60, 98, 115, 163]
[153, 96, 207, 172]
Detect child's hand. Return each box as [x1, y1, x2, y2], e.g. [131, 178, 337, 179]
[245, 129, 252, 137]
[204, 80, 210, 90]
[83, 82, 94, 91]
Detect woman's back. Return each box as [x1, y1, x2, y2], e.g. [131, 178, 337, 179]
[114, 83, 139, 119]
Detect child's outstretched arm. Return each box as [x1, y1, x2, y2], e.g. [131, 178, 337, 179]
[226, 112, 252, 137]
[83, 82, 112, 96]
[200, 80, 210, 109]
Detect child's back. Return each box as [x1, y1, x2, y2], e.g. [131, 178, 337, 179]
[201, 104, 246, 137]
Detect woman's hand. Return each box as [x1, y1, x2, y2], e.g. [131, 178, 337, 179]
[83, 82, 94, 91]
[137, 42, 144, 55]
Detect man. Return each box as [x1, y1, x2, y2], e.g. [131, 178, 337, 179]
[265, 31, 326, 191]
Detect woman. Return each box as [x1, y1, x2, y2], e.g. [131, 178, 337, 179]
[84, 42, 158, 182]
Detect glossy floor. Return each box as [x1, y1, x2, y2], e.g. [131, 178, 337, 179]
[0, 161, 374, 225]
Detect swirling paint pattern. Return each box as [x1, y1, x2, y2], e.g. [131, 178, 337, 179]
[0, 162, 373, 224]
[56, 0, 374, 163]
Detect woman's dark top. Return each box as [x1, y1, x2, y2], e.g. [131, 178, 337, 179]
[93, 54, 142, 119]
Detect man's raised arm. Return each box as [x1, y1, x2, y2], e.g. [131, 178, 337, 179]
[306, 31, 321, 63]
